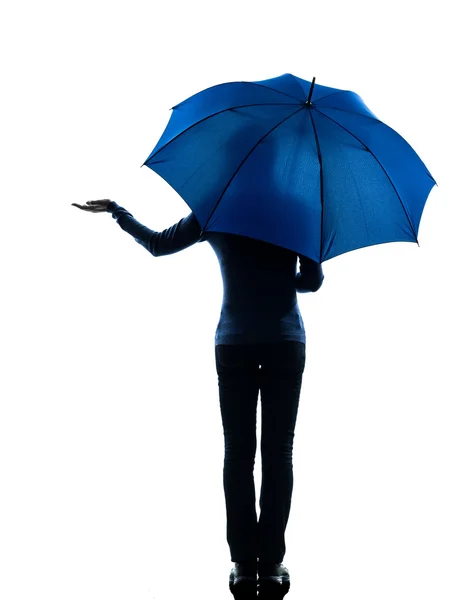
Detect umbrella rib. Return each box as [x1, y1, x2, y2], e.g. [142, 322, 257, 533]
[313, 89, 358, 103]
[173, 80, 305, 107]
[245, 81, 306, 102]
[201, 106, 306, 234]
[307, 110, 325, 263]
[315, 103, 384, 124]
[144, 103, 300, 164]
[313, 107, 419, 243]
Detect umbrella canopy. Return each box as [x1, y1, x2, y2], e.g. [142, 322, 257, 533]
[142, 74, 436, 262]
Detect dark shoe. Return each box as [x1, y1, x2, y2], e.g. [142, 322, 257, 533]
[258, 562, 291, 599]
[229, 561, 258, 599]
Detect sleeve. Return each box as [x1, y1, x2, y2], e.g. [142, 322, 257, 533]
[295, 254, 324, 293]
[106, 201, 204, 256]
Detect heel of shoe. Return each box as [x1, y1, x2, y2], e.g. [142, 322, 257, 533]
[229, 577, 258, 599]
[258, 563, 291, 599]
[258, 577, 291, 599]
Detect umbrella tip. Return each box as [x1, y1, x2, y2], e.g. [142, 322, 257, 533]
[306, 77, 316, 105]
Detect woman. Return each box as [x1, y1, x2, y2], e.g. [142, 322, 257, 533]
[72, 198, 324, 599]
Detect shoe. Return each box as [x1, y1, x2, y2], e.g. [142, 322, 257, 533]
[258, 562, 291, 599]
[229, 560, 258, 599]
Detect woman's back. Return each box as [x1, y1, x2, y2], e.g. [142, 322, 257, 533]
[205, 232, 307, 346]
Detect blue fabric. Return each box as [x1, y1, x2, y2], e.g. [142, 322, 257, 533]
[143, 73, 436, 262]
[107, 202, 324, 345]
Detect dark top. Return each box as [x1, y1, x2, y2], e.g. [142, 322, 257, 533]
[107, 201, 324, 345]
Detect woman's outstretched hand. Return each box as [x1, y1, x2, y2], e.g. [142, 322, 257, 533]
[71, 199, 112, 213]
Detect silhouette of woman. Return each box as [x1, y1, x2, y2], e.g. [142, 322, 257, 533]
[72, 165, 323, 600]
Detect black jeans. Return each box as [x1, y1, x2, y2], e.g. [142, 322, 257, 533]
[215, 341, 306, 564]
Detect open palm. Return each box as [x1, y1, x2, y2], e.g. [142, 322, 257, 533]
[71, 199, 112, 213]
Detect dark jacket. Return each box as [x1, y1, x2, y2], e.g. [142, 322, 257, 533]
[107, 202, 324, 345]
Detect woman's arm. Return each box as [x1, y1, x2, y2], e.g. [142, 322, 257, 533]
[295, 255, 324, 292]
[107, 202, 203, 256]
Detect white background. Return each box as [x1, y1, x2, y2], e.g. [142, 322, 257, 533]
[1, 1, 458, 599]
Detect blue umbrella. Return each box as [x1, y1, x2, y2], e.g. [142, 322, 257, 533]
[142, 74, 436, 262]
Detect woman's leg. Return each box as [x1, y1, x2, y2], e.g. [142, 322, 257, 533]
[215, 343, 260, 563]
[257, 342, 306, 563]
